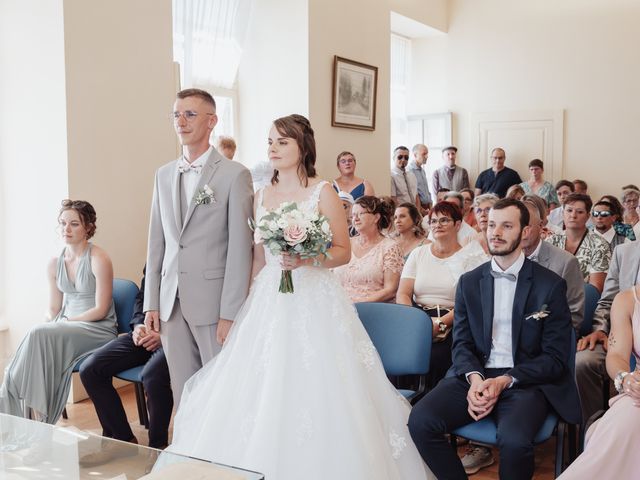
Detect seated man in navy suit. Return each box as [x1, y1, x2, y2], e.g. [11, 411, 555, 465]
[79, 268, 172, 466]
[408, 199, 580, 480]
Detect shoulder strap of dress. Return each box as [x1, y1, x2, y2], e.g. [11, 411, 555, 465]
[256, 187, 265, 208]
[57, 247, 66, 271]
[310, 180, 329, 204]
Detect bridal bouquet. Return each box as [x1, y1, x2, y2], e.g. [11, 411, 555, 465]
[251, 202, 332, 293]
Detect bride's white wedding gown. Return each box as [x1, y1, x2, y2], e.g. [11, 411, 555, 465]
[164, 182, 434, 479]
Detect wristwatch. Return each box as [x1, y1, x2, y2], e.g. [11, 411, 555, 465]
[614, 371, 629, 393]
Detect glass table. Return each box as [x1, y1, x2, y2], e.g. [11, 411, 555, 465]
[0, 413, 264, 479]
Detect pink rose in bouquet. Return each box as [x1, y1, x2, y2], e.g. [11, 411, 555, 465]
[283, 224, 308, 246]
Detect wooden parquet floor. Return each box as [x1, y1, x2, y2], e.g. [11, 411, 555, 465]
[57, 385, 559, 479]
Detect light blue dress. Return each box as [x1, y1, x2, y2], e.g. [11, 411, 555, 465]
[520, 180, 559, 207]
[0, 245, 116, 424]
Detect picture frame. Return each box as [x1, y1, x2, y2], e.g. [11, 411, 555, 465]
[332, 56, 378, 131]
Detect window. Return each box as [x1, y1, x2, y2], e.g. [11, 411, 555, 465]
[390, 33, 412, 159]
[173, 0, 253, 145]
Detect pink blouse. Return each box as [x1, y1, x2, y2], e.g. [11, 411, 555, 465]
[334, 237, 404, 303]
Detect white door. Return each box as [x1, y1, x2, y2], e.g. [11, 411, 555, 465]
[469, 110, 564, 185]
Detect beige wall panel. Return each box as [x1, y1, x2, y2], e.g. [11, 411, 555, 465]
[64, 0, 176, 283]
[390, 0, 449, 32]
[309, 0, 391, 194]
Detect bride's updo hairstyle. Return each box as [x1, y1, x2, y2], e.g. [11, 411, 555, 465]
[271, 114, 317, 187]
[354, 195, 395, 232]
[59, 199, 98, 239]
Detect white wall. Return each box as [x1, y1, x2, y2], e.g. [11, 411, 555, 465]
[0, 0, 175, 359]
[0, 0, 69, 355]
[237, 0, 309, 168]
[410, 0, 640, 199]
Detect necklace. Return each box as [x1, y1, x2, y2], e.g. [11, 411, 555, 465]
[357, 234, 383, 249]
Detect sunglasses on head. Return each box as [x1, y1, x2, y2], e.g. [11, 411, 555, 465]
[591, 210, 612, 218]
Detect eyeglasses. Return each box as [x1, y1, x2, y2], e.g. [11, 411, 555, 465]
[339, 158, 355, 164]
[171, 111, 215, 122]
[351, 211, 372, 218]
[591, 210, 613, 218]
[396, 155, 409, 160]
[475, 207, 492, 215]
[428, 217, 454, 226]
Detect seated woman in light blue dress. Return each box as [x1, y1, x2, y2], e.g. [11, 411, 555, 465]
[0, 200, 116, 424]
[519, 158, 559, 209]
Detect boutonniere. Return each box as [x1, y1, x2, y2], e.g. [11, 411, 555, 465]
[526, 304, 550, 321]
[194, 184, 215, 206]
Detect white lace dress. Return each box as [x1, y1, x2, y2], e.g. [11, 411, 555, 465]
[163, 182, 433, 479]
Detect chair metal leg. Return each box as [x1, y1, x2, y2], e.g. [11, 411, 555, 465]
[554, 422, 566, 477]
[135, 382, 150, 429]
[568, 424, 577, 463]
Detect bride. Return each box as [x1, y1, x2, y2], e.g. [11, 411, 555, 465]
[164, 114, 434, 479]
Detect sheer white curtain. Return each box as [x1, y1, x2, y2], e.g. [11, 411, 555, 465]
[173, 0, 253, 89]
[390, 33, 412, 161]
[173, 0, 253, 139]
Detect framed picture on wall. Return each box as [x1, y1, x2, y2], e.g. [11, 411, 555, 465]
[332, 56, 378, 131]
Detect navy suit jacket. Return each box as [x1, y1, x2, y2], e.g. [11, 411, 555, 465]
[452, 258, 581, 425]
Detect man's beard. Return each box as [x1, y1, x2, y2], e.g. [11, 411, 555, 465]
[488, 235, 522, 257]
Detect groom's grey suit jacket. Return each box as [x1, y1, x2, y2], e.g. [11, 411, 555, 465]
[144, 148, 254, 326]
[536, 240, 585, 333]
[592, 241, 640, 334]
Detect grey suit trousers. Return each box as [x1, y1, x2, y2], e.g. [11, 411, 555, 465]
[161, 298, 221, 407]
[575, 344, 607, 423]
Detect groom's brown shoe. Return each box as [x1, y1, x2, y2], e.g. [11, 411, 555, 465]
[79, 436, 139, 468]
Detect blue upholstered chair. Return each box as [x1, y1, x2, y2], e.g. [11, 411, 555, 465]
[449, 330, 579, 478]
[354, 302, 432, 404]
[580, 283, 601, 337]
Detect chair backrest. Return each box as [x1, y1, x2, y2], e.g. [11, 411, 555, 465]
[354, 302, 432, 376]
[580, 283, 601, 337]
[113, 278, 140, 335]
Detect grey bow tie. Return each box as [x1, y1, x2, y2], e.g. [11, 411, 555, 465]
[178, 161, 202, 174]
[490, 270, 517, 282]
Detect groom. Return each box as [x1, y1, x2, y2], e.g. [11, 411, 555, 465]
[408, 199, 581, 480]
[144, 88, 253, 405]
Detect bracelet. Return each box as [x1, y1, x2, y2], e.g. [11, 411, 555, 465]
[614, 371, 629, 393]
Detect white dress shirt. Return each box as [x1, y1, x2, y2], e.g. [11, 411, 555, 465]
[179, 146, 212, 204]
[526, 240, 543, 263]
[593, 227, 616, 244]
[485, 252, 525, 369]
